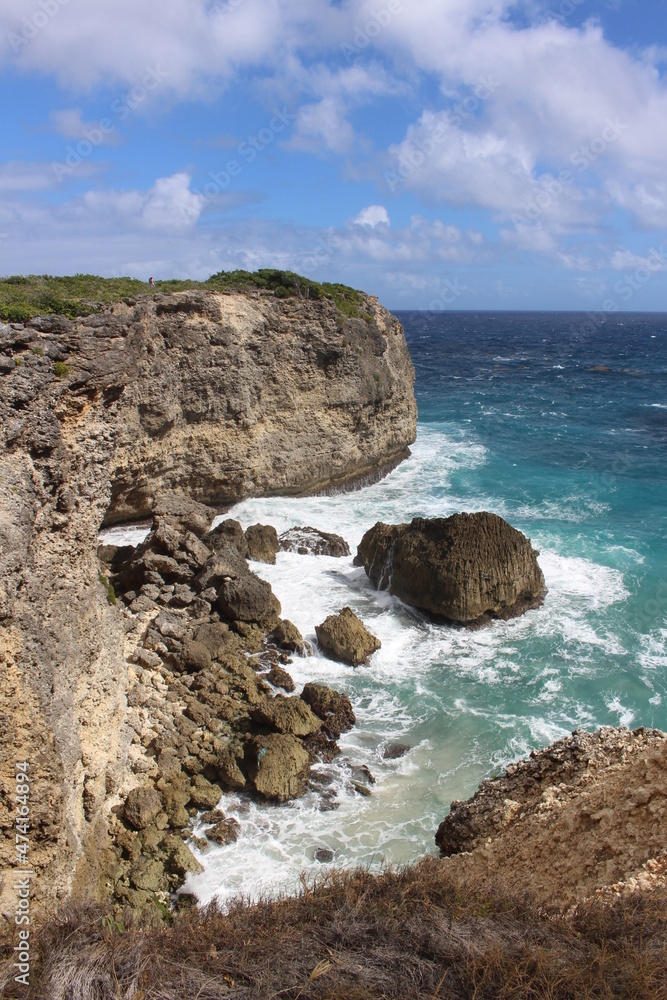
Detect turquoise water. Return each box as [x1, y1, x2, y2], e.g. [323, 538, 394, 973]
[184, 311, 667, 906]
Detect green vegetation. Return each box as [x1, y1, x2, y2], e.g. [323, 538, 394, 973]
[2, 861, 664, 998]
[14, 356, 22, 366]
[53, 361, 71, 378]
[0, 270, 365, 322]
[98, 570, 117, 606]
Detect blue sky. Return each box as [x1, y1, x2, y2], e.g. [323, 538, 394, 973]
[2, 0, 667, 309]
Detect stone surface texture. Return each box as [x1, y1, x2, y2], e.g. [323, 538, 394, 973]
[355, 512, 545, 623]
[315, 607, 381, 666]
[436, 726, 667, 910]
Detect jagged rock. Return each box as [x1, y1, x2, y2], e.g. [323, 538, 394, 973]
[181, 640, 212, 672]
[301, 683, 356, 739]
[315, 607, 381, 666]
[245, 523, 279, 564]
[189, 774, 222, 810]
[196, 552, 247, 591]
[160, 834, 204, 876]
[250, 695, 322, 737]
[152, 495, 216, 538]
[207, 518, 249, 559]
[270, 619, 311, 656]
[207, 818, 241, 846]
[267, 665, 295, 692]
[279, 526, 351, 557]
[214, 747, 246, 791]
[302, 731, 341, 763]
[355, 513, 545, 624]
[193, 621, 232, 660]
[123, 786, 163, 830]
[156, 775, 191, 828]
[217, 573, 281, 628]
[245, 734, 311, 802]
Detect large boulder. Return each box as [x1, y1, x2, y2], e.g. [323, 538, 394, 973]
[315, 607, 381, 666]
[152, 494, 216, 538]
[245, 523, 279, 564]
[250, 695, 322, 737]
[207, 518, 249, 558]
[123, 786, 163, 830]
[270, 618, 311, 656]
[244, 734, 311, 801]
[279, 526, 351, 558]
[217, 573, 281, 628]
[355, 512, 545, 624]
[301, 683, 356, 739]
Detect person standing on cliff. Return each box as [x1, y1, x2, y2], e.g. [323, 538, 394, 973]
[148, 276, 155, 286]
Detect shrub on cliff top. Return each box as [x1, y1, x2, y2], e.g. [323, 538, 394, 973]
[0, 271, 365, 321]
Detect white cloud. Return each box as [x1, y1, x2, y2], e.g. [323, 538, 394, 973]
[71, 172, 205, 232]
[353, 205, 390, 227]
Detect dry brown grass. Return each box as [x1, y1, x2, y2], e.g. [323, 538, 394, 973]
[1, 859, 665, 999]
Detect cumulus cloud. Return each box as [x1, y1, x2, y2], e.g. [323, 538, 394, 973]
[353, 205, 390, 226]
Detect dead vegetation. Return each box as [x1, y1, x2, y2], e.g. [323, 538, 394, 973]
[1, 859, 665, 999]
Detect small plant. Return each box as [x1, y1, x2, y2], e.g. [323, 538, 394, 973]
[374, 373, 381, 385]
[53, 361, 70, 378]
[14, 356, 22, 366]
[31, 346, 43, 355]
[98, 570, 117, 606]
[100, 913, 125, 934]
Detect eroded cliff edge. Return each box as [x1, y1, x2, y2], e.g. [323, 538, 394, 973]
[0, 288, 417, 913]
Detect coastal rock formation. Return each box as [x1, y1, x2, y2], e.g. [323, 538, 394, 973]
[279, 526, 351, 557]
[301, 683, 356, 739]
[315, 607, 381, 666]
[355, 513, 545, 623]
[0, 286, 414, 914]
[245, 523, 279, 564]
[436, 726, 667, 910]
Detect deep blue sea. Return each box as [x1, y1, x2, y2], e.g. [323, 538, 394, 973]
[107, 311, 667, 905]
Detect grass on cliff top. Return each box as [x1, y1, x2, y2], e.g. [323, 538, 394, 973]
[0, 270, 364, 323]
[2, 859, 665, 999]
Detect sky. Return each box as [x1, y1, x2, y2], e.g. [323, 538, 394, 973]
[2, 0, 667, 309]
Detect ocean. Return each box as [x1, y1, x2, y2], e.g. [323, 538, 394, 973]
[125, 310, 667, 906]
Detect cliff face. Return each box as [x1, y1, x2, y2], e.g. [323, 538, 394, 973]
[0, 289, 417, 913]
[436, 726, 667, 911]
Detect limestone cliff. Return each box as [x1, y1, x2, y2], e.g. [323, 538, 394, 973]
[0, 288, 416, 914]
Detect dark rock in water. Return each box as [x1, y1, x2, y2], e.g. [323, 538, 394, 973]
[279, 526, 351, 558]
[352, 781, 372, 797]
[207, 818, 240, 846]
[355, 512, 545, 624]
[217, 573, 281, 628]
[244, 734, 310, 802]
[301, 682, 356, 739]
[245, 523, 279, 564]
[383, 743, 411, 760]
[200, 808, 226, 824]
[350, 764, 375, 786]
[314, 847, 335, 863]
[207, 518, 249, 558]
[123, 786, 163, 830]
[267, 665, 296, 692]
[315, 607, 381, 666]
[302, 731, 341, 763]
[270, 618, 311, 656]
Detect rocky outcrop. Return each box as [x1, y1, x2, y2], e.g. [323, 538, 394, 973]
[315, 607, 381, 666]
[436, 726, 667, 910]
[244, 734, 311, 802]
[245, 524, 279, 564]
[355, 513, 545, 623]
[0, 285, 414, 915]
[301, 683, 356, 740]
[279, 526, 351, 558]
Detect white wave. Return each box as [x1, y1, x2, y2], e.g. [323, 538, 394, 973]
[98, 521, 151, 546]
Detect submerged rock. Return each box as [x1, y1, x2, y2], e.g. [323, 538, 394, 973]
[207, 818, 241, 846]
[355, 512, 545, 624]
[315, 607, 381, 666]
[279, 526, 351, 558]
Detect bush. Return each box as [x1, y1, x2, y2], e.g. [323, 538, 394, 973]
[53, 361, 70, 378]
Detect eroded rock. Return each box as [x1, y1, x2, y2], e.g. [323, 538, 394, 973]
[315, 607, 381, 666]
[355, 512, 545, 624]
[279, 526, 351, 558]
[244, 734, 311, 802]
